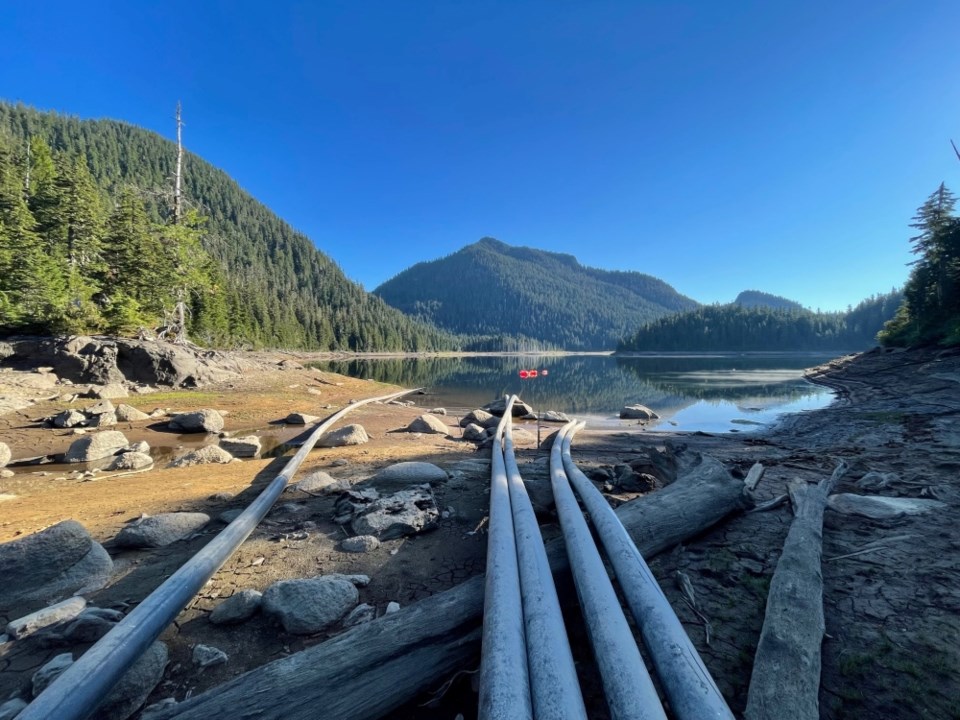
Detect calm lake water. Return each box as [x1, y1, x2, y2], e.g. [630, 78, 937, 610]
[312, 353, 838, 433]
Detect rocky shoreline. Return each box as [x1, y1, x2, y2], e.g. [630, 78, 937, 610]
[0, 341, 957, 719]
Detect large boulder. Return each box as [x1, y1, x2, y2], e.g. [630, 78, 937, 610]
[209, 589, 262, 625]
[96, 641, 169, 720]
[541, 410, 570, 423]
[620, 404, 660, 420]
[262, 575, 359, 634]
[406, 414, 449, 434]
[218, 435, 261, 458]
[0, 519, 113, 617]
[369, 461, 448, 490]
[295, 470, 341, 493]
[32, 652, 74, 697]
[0, 441, 10, 468]
[462, 423, 487, 441]
[63, 430, 129, 462]
[108, 452, 154, 471]
[285, 412, 319, 425]
[168, 409, 224, 434]
[115, 404, 151, 422]
[483, 398, 534, 417]
[85, 399, 115, 416]
[347, 486, 440, 540]
[52, 409, 87, 428]
[459, 409, 496, 428]
[114, 513, 211, 548]
[318, 424, 369, 448]
[169, 445, 234, 468]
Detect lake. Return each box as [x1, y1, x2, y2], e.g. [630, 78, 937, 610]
[311, 353, 838, 433]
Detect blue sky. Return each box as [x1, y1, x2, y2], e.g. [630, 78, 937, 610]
[3, 1, 959, 311]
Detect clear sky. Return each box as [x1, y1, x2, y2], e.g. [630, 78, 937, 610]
[3, 1, 959, 311]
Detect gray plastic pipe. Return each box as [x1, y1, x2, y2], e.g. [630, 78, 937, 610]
[502, 407, 587, 720]
[562, 422, 735, 720]
[19, 387, 420, 720]
[549, 423, 668, 720]
[478, 396, 533, 720]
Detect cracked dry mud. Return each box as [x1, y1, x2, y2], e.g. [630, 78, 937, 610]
[2, 347, 959, 720]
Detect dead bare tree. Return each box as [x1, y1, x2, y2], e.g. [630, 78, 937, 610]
[174, 101, 184, 225]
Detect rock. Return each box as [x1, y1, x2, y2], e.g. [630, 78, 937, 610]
[85, 399, 116, 416]
[349, 486, 440, 540]
[541, 410, 570, 423]
[342, 603, 376, 627]
[0, 699, 27, 720]
[219, 435, 261, 458]
[115, 404, 150, 422]
[620, 404, 660, 420]
[459, 409, 497, 428]
[88, 410, 118, 428]
[331, 458, 349, 467]
[81, 606, 125, 623]
[53, 409, 87, 428]
[63, 430, 129, 462]
[370, 461, 448, 489]
[341, 535, 380, 553]
[168, 445, 234, 468]
[32, 652, 74, 697]
[462, 423, 487, 441]
[140, 698, 179, 720]
[209, 589, 262, 625]
[856, 471, 899, 492]
[827, 493, 948, 519]
[626, 446, 678, 486]
[429, 407, 447, 415]
[333, 573, 371, 587]
[0, 442, 11, 468]
[89, 383, 129, 400]
[296, 471, 341, 493]
[125, 440, 150, 454]
[483, 398, 534, 417]
[522, 476, 555, 517]
[0, 520, 113, 617]
[262, 575, 359, 634]
[193, 643, 228, 668]
[114, 512, 211, 548]
[108, 452, 154, 471]
[285, 412, 319, 425]
[612, 464, 658, 492]
[318, 424, 369, 447]
[385, 601, 401, 614]
[0, 468, 13, 478]
[5, 596, 87, 640]
[218, 509, 243, 524]
[168, 409, 224, 433]
[406, 414, 449, 434]
[96, 641, 168, 720]
[60, 611, 118, 643]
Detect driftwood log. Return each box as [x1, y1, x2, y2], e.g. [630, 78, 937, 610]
[165, 455, 750, 720]
[744, 462, 848, 720]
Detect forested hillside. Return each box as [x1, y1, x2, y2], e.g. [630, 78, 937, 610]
[618, 290, 902, 352]
[374, 237, 698, 350]
[734, 290, 805, 312]
[0, 103, 455, 351]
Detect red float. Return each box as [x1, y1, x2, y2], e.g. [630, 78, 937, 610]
[519, 370, 529, 379]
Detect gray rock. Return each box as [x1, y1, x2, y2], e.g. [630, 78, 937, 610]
[341, 535, 380, 553]
[192, 643, 228, 668]
[406, 414, 449, 434]
[32, 652, 74, 697]
[541, 410, 570, 423]
[350, 486, 440, 540]
[342, 603, 376, 627]
[330, 573, 371, 587]
[462, 423, 487, 441]
[0, 442, 10, 468]
[0, 520, 113, 618]
[108, 452, 154, 471]
[96, 641, 168, 720]
[0, 699, 27, 720]
[385, 601, 401, 614]
[53, 409, 87, 428]
[318, 424, 369, 447]
[370, 461, 448, 489]
[60, 612, 117, 643]
[89, 383, 128, 400]
[5, 596, 87, 640]
[88, 410, 118, 428]
[856, 471, 899, 492]
[63, 430, 129, 462]
[115, 404, 150, 422]
[168, 445, 234, 468]
[125, 440, 150, 454]
[168, 409, 224, 434]
[81, 606, 125, 622]
[262, 575, 359, 634]
[459, 409, 496, 428]
[620, 404, 660, 420]
[114, 512, 211, 548]
[85, 399, 116, 416]
[209, 589, 262, 625]
[483, 398, 534, 417]
[331, 458, 349, 467]
[295, 470, 341, 493]
[827, 493, 948, 519]
[218, 509, 243, 524]
[219, 435, 261, 458]
[429, 407, 447, 415]
[285, 412, 319, 425]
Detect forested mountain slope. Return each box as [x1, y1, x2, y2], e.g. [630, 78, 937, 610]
[374, 237, 698, 350]
[733, 290, 806, 312]
[0, 103, 454, 350]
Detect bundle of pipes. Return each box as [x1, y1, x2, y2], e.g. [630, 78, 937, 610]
[478, 397, 734, 720]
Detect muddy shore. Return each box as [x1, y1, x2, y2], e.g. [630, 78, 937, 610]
[1, 344, 958, 719]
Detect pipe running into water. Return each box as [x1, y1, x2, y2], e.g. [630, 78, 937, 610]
[20, 387, 421, 720]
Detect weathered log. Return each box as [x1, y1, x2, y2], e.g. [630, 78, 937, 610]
[744, 462, 848, 720]
[164, 454, 751, 720]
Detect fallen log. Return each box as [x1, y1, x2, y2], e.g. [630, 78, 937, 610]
[164, 454, 751, 720]
[744, 462, 848, 720]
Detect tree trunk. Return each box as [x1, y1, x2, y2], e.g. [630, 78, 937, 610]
[165, 456, 750, 720]
[744, 463, 847, 720]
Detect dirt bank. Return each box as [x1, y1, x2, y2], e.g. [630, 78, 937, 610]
[1, 345, 958, 719]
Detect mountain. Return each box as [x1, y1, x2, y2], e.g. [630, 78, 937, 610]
[0, 103, 454, 351]
[733, 290, 806, 312]
[618, 290, 903, 352]
[373, 237, 699, 350]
